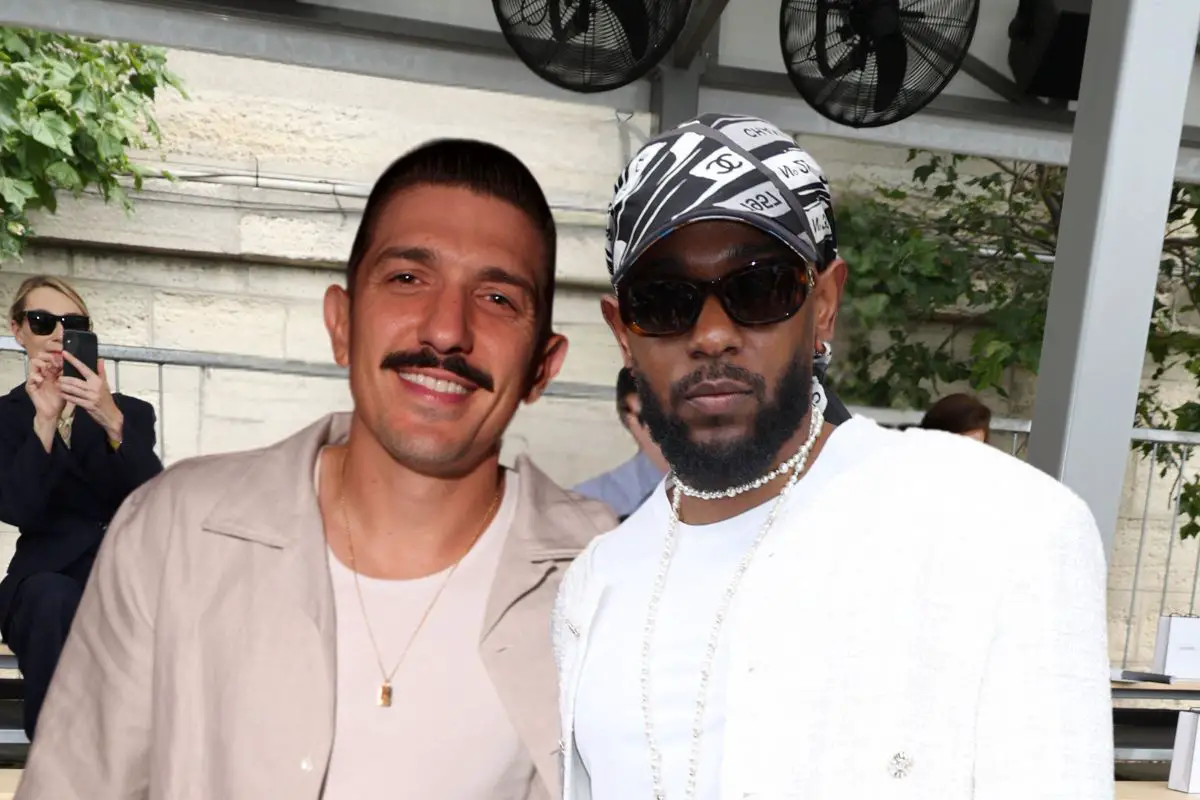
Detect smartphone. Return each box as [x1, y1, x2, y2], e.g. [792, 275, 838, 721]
[62, 330, 99, 380]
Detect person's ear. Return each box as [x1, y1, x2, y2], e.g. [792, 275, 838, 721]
[601, 295, 634, 368]
[812, 258, 848, 344]
[324, 284, 351, 367]
[524, 333, 569, 404]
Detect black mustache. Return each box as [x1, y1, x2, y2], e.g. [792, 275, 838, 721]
[380, 349, 495, 393]
[669, 363, 767, 406]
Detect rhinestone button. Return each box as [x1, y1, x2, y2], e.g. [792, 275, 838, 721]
[887, 752, 913, 779]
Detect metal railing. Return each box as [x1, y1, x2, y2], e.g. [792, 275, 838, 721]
[5, 336, 1200, 669]
[0, 336, 612, 463]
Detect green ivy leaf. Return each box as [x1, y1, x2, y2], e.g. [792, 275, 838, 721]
[1, 30, 29, 59]
[93, 129, 122, 160]
[0, 176, 35, 209]
[44, 161, 81, 190]
[43, 88, 71, 110]
[27, 111, 73, 154]
[43, 60, 76, 90]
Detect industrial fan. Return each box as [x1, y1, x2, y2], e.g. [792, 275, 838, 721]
[493, 0, 693, 93]
[780, 0, 979, 128]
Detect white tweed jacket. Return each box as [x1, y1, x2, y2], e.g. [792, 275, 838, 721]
[552, 420, 1114, 800]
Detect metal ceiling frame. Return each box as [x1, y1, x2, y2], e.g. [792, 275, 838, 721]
[8, 0, 1200, 180]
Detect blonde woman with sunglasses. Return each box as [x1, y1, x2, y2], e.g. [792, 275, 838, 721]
[0, 275, 161, 740]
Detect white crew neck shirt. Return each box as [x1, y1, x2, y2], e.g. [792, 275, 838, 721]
[573, 417, 883, 799]
[317, 462, 535, 800]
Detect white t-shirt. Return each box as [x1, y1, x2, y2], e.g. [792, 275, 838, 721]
[573, 418, 881, 799]
[320, 468, 535, 800]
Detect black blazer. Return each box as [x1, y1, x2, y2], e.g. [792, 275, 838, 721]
[0, 383, 162, 624]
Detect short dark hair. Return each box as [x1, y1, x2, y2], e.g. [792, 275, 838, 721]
[346, 139, 557, 345]
[616, 367, 637, 417]
[920, 393, 992, 435]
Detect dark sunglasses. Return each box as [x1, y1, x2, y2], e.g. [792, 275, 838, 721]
[17, 309, 91, 336]
[618, 259, 818, 337]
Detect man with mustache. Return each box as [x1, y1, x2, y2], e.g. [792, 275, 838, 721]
[18, 140, 616, 800]
[553, 114, 1113, 799]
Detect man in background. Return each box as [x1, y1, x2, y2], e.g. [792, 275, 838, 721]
[920, 392, 992, 442]
[573, 367, 666, 520]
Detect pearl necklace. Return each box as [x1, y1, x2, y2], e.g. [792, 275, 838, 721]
[673, 436, 812, 500]
[640, 406, 825, 800]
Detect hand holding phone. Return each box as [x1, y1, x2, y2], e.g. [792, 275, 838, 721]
[26, 355, 66, 425]
[59, 331, 123, 442]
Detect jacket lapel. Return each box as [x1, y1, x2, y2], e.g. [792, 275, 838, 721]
[198, 415, 348, 693]
[481, 457, 615, 796]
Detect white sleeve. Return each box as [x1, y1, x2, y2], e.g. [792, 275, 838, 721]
[972, 493, 1114, 800]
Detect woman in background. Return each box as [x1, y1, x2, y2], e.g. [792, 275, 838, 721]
[0, 275, 161, 739]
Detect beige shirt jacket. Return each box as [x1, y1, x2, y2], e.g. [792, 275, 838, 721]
[16, 412, 617, 800]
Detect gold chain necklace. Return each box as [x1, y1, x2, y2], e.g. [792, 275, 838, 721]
[337, 461, 502, 708]
[57, 407, 74, 448]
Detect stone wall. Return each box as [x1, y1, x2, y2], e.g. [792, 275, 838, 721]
[0, 244, 631, 483]
[4, 48, 1197, 670]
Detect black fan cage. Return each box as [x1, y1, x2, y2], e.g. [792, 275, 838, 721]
[494, 0, 693, 93]
[781, 0, 979, 128]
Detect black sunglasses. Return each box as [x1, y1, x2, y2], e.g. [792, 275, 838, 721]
[18, 309, 91, 336]
[618, 259, 818, 337]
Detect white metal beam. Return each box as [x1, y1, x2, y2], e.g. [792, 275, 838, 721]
[0, 0, 652, 111]
[1026, 0, 1200, 555]
[699, 68, 1200, 182]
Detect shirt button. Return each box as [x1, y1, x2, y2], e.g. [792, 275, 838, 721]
[300, 757, 314, 772]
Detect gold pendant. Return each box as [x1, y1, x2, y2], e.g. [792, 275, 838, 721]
[378, 681, 392, 707]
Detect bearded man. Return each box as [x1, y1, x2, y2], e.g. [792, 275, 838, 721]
[552, 114, 1113, 800]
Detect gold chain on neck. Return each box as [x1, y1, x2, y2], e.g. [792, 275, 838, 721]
[336, 452, 502, 707]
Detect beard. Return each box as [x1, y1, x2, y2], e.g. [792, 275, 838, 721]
[634, 354, 814, 493]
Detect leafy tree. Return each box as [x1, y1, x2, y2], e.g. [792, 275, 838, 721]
[0, 27, 184, 260]
[833, 151, 1200, 535]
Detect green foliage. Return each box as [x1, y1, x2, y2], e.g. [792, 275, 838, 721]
[0, 28, 184, 260]
[833, 150, 1200, 535]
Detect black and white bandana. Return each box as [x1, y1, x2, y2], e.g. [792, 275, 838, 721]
[605, 112, 838, 286]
